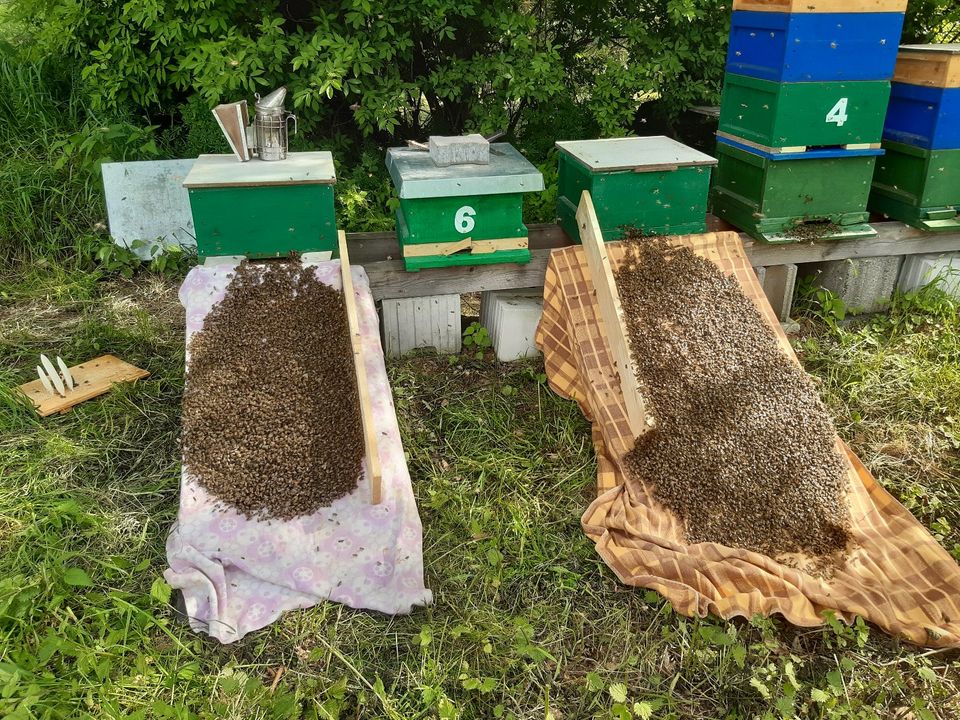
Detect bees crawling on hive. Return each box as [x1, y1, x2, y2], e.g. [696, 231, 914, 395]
[182, 261, 365, 521]
[614, 235, 852, 570]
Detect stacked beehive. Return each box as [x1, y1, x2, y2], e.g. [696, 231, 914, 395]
[870, 44, 960, 232]
[711, 0, 907, 243]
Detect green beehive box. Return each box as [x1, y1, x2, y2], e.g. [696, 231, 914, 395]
[711, 141, 879, 243]
[555, 136, 717, 242]
[718, 73, 890, 151]
[386, 143, 543, 272]
[869, 140, 960, 232]
[183, 152, 337, 259]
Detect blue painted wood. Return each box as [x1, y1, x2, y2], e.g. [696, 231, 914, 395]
[726, 11, 905, 82]
[883, 83, 960, 150]
[717, 135, 885, 161]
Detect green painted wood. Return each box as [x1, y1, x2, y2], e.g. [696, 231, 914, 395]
[868, 190, 960, 232]
[397, 193, 527, 244]
[718, 74, 890, 148]
[556, 152, 712, 242]
[188, 184, 336, 258]
[871, 141, 960, 208]
[402, 248, 532, 271]
[711, 142, 877, 242]
[394, 195, 531, 271]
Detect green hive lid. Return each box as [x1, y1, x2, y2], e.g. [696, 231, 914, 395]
[183, 152, 336, 188]
[555, 136, 717, 173]
[386, 143, 544, 199]
[899, 43, 960, 54]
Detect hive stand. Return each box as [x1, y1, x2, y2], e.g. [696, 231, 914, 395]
[338, 231, 382, 505]
[479, 289, 543, 362]
[380, 294, 462, 358]
[576, 191, 648, 449]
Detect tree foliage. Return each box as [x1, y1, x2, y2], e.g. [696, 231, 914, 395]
[11, 0, 731, 140]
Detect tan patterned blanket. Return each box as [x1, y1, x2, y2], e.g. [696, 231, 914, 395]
[535, 233, 960, 648]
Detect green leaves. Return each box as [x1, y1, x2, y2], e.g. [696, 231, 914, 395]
[62, 567, 92, 587]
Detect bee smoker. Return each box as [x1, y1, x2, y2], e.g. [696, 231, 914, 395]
[250, 86, 297, 161]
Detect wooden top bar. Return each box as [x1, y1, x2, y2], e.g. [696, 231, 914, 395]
[895, 44, 960, 88]
[731, 0, 907, 12]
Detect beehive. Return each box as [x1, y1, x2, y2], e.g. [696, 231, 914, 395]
[718, 73, 889, 151]
[711, 139, 880, 243]
[885, 45, 960, 150]
[386, 143, 543, 272]
[870, 45, 960, 231]
[726, 11, 904, 83]
[183, 152, 337, 259]
[555, 136, 717, 242]
[869, 141, 960, 232]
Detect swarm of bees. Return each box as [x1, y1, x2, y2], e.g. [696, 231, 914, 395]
[182, 260, 364, 520]
[615, 235, 852, 568]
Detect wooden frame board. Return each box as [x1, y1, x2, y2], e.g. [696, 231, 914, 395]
[16, 355, 149, 417]
[338, 231, 383, 505]
[575, 191, 648, 451]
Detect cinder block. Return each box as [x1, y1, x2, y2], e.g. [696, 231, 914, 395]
[480, 289, 543, 362]
[380, 294, 461, 358]
[429, 134, 490, 166]
[811, 256, 904, 314]
[898, 253, 960, 297]
[753, 265, 797, 321]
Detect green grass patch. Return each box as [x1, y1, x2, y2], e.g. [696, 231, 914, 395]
[0, 272, 959, 718]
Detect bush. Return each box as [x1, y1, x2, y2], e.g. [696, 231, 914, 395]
[9, 0, 732, 144]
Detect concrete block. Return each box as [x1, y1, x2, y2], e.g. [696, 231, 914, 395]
[898, 253, 960, 298]
[811, 256, 904, 314]
[480, 289, 543, 361]
[380, 294, 461, 358]
[753, 265, 797, 321]
[429, 134, 489, 166]
[102, 159, 196, 259]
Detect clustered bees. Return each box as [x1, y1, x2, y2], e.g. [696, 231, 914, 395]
[615, 236, 852, 567]
[182, 260, 365, 520]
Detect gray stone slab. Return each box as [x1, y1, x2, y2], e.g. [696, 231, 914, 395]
[429, 134, 489, 166]
[380, 294, 461, 357]
[759, 264, 798, 322]
[812, 256, 905, 314]
[102, 159, 196, 259]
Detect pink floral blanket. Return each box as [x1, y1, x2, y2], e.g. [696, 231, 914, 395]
[165, 260, 432, 643]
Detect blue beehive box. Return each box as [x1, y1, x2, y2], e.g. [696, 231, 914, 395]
[883, 83, 960, 149]
[726, 11, 905, 82]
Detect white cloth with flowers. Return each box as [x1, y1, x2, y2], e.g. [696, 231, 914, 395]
[165, 260, 432, 643]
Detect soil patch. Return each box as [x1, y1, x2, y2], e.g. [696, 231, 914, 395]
[182, 261, 364, 520]
[614, 237, 851, 567]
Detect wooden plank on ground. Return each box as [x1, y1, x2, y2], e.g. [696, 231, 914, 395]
[338, 231, 383, 505]
[16, 355, 149, 417]
[576, 191, 648, 449]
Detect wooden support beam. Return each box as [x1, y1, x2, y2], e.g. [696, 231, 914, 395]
[338, 231, 383, 505]
[358, 223, 960, 301]
[576, 191, 648, 449]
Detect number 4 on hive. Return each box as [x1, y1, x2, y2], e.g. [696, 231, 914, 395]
[825, 98, 848, 127]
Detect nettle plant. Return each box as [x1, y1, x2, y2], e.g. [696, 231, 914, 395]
[13, 0, 731, 140]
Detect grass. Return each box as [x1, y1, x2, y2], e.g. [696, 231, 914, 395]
[1, 264, 960, 719]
